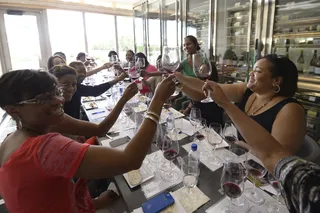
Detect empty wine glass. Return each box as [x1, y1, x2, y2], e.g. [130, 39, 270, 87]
[206, 123, 223, 167]
[265, 173, 282, 213]
[189, 108, 202, 141]
[181, 156, 199, 202]
[128, 61, 141, 80]
[110, 55, 119, 65]
[220, 161, 245, 213]
[160, 132, 180, 182]
[136, 57, 145, 71]
[244, 160, 267, 204]
[195, 118, 210, 160]
[150, 124, 164, 164]
[192, 51, 213, 103]
[162, 46, 180, 73]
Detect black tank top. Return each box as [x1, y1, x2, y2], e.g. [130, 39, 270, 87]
[237, 89, 301, 141]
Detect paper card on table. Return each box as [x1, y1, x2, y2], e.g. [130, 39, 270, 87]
[87, 108, 109, 121]
[123, 160, 155, 188]
[108, 118, 136, 133]
[133, 103, 148, 113]
[141, 150, 183, 199]
[167, 131, 188, 141]
[174, 118, 203, 136]
[197, 129, 229, 149]
[159, 108, 185, 124]
[172, 186, 209, 213]
[205, 181, 289, 213]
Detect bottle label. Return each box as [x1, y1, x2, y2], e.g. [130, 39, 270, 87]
[309, 66, 315, 73]
[315, 67, 320, 74]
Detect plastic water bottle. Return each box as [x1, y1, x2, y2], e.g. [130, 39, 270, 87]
[166, 112, 175, 132]
[188, 143, 200, 175]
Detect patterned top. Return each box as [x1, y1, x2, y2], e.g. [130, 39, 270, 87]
[0, 133, 94, 213]
[274, 156, 320, 213]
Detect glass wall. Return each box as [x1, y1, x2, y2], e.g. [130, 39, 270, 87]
[47, 9, 86, 63]
[117, 16, 135, 61]
[86, 13, 116, 64]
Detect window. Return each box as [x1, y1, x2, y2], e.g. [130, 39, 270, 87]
[148, 19, 161, 65]
[47, 9, 85, 63]
[117, 16, 134, 61]
[85, 13, 116, 64]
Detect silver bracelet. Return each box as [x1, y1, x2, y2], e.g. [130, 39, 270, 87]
[144, 115, 159, 124]
[146, 111, 160, 120]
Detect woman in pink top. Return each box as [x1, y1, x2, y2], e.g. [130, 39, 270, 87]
[0, 70, 175, 213]
[129, 52, 157, 95]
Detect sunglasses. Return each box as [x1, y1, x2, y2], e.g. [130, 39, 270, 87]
[17, 87, 63, 105]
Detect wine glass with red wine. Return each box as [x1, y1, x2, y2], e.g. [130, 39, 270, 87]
[244, 159, 267, 204]
[192, 51, 213, 103]
[265, 173, 282, 213]
[160, 132, 180, 182]
[220, 161, 245, 213]
[189, 108, 202, 141]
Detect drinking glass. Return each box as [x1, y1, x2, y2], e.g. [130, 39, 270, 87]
[110, 55, 119, 65]
[195, 118, 210, 160]
[244, 160, 267, 204]
[189, 108, 202, 141]
[192, 51, 213, 103]
[160, 133, 180, 182]
[265, 173, 282, 213]
[128, 61, 141, 80]
[181, 156, 199, 202]
[149, 124, 164, 163]
[162, 46, 180, 73]
[223, 122, 238, 145]
[220, 161, 245, 213]
[136, 58, 145, 71]
[206, 123, 223, 166]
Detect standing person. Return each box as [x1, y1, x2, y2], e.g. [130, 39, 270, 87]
[47, 55, 66, 72]
[0, 69, 175, 212]
[176, 35, 224, 125]
[129, 52, 158, 95]
[65, 62, 127, 119]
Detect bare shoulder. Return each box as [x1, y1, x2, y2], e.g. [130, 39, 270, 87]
[278, 101, 305, 118]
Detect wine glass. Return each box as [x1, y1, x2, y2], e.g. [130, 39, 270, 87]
[265, 173, 282, 213]
[195, 118, 210, 160]
[162, 46, 180, 73]
[110, 55, 119, 65]
[192, 51, 213, 103]
[160, 133, 180, 182]
[149, 124, 164, 164]
[244, 160, 267, 204]
[181, 156, 199, 202]
[122, 104, 133, 128]
[206, 123, 223, 167]
[220, 161, 245, 213]
[189, 108, 202, 141]
[136, 58, 145, 72]
[223, 122, 238, 146]
[128, 61, 141, 80]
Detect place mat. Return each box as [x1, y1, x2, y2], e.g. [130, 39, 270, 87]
[159, 108, 185, 124]
[132, 192, 187, 213]
[205, 181, 289, 213]
[182, 143, 234, 172]
[108, 117, 136, 133]
[174, 118, 203, 136]
[172, 186, 210, 213]
[141, 150, 183, 199]
[87, 108, 109, 121]
[133, 103, 148, 113]
[166, 129, 188, 141]
[123, 159, 155, 188]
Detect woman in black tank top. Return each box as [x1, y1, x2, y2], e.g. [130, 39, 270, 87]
[175, 54, 306, 154]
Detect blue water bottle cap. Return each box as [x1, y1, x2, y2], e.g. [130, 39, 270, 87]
[191, 143, 197, 151]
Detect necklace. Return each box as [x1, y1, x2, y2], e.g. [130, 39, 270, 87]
[245, 94, 275, 116]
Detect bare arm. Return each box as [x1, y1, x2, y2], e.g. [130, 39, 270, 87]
[75, 77, 176, 179]
[271, 103, 306, 154]
[86, 63, 112, 77]
[175, 73, 247, 103]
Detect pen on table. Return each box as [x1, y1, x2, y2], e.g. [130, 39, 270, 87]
[92, 111, 105, 115]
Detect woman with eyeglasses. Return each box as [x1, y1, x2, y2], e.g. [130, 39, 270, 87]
[175, 55, 306, 154]
[0, 70, 175, 212]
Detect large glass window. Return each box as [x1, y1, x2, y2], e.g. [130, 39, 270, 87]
[85, 13, 116, 64]
[4, 14, 41, 70]
[47, 9, 85, 63]
[117, 16, 134, 61]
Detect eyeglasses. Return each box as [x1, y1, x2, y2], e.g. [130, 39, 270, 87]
[17, 87, 63, 105]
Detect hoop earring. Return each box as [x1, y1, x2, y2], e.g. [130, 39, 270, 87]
[272, 84, 280, 94]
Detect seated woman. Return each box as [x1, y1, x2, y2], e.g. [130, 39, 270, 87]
[129, 52, 157, 95]
[64, 62, 126, 119]
[0, 70, 175, 212]
[47, 55, 66, 72]
[142, 55, 164, 93]
[203, 81, 320, 212]
[175, 55, 306, 154]
[76, 52, 111, 77]
[176, 35, 223, 125]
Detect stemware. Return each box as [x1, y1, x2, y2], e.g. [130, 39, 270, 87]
[244, 160, 267, 204]
[181, 156, 199, 202]
[160, 132, 180, 182]
[128, 61, 141, 80]
[189, 108, 202, 141]
[206, 123, 223, 166]
[110, 55, 119, 65]
[223, 122, 238, 145]
[265, 173, 282, 213]
[195, 118, 210, 160]
[220, 161, 245, 213]
[192, 51, 213, 103]
[162, 46, 180, 73]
